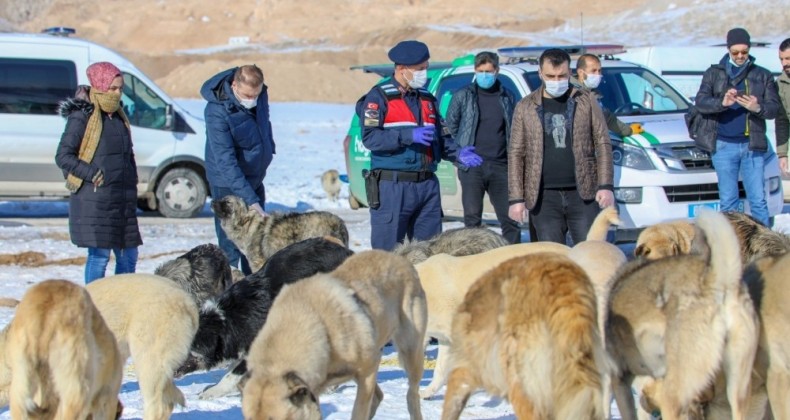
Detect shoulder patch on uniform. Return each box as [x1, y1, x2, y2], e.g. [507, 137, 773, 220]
[366, 102, 379, 110]
[364, 108, 380, 119]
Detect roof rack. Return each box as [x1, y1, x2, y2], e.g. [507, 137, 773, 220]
[41, 27, 76, 37]
[349, 61, 454, 77]
[497, 44, 627, 64]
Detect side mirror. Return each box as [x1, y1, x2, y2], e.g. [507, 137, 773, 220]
[164, 104, 174, 130]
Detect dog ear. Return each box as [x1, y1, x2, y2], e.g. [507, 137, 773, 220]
[284, 371, 315, 407]
[634, 244, 650, 257]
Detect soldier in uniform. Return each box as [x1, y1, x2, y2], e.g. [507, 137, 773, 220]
[356, 40, 483, 250]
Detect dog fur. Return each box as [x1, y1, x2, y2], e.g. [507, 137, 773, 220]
[175, 237, 354, 400]
[0, 280, 123, 420]
[321, 169, 342, 202]
[607, 210, 759, 420]
[441, 253, 606, 420]
[211, 195, 350, 272]
[393, 227, 509, 265]
[415, 240, 572, 399]
[241, 250, 427, 420]
[86, 274, 199, 420]
[635, 211, 790, 264]
[154, 243, 232, 307]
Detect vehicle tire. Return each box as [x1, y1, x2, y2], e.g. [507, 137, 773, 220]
[349, 194, 361, 210]
[155, 167, 207, 218]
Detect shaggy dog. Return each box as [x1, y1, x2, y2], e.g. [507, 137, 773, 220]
[174, 237, 354, 399]
[211, 195, 349, 272]
[154, 243, 232, 307]
[0, 280, 123, 420]
[441, 253, 606, 420]
[393, 227, 509, 265]
[607, 210, 759, 420]
[321, 169, 342, 202]
[86, 274, 198, 420]
[241, 251, 427, 420]
[635, 211, 790, 264]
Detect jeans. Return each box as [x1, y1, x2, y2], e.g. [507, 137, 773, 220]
[458, 161, 521, 244]
[210, 185, 266, 275]
[712, 140, 768, 226]
[85, 247, 138, 284]
[370, 176, 442, 251]
[529, 187, 601, 245]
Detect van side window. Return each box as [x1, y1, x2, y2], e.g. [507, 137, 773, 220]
[436, 74, 473, 117]
[0, 58, 77, 115]
[122, 73, 168, 130]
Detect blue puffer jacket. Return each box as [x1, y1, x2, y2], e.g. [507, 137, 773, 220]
[202, 68, 275, 206]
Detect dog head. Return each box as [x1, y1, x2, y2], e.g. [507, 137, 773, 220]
[174, 302, 226, 378]
[211, 195, 251, 221]
[634, 220, 696, 259]
[242, 371, 321, 420]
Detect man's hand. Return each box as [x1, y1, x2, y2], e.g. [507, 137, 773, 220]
[780, 156, 788, 176]
[508, 202, 526, 224]
[596, 190, 614, 208]
[722, 88, 738, 107]
[458, 146, 483, 167]
[411, 126, 435, 146]
[250, 202, 267, 217]
[735, 94, 762, 114]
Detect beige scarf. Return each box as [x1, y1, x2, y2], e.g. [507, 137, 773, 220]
[65, 90, 131, 193]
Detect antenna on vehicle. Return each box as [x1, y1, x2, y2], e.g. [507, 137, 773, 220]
[580, 13, 584, 47]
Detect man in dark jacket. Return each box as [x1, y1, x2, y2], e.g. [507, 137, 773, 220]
[694, 28, 780, 226]
[202, 65, 275, 274]
[574, 54, 635, 138]
[445, 51, 520, 243]
[356, 40, 482, 250]
[775, 38, 790, 175]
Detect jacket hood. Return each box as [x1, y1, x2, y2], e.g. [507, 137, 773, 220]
[58, 98, 94, 118]
[200, 68, 237, 104]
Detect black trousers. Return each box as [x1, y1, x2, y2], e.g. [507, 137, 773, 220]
[457, 161, 521, 244]
[529, 187, 600, 245]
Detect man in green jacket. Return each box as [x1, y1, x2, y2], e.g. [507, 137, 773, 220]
[776, 38, 790, 174]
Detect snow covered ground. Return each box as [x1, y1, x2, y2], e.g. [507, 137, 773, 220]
[0, 101, 787, 419]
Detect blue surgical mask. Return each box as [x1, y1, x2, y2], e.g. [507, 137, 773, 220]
[544, 79, 569, 98]
[475, 72, 496, 89]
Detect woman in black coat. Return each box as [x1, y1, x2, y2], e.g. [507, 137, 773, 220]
[55, 61, 142, 283]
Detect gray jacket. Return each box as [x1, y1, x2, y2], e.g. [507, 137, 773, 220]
[445, 82, 516, 165]
[693, 54, 780, 153]
[572, 78, 632, 137]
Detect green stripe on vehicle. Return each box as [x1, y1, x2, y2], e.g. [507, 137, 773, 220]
[640, 131, 661, 145]
[622, 136, 640, 146]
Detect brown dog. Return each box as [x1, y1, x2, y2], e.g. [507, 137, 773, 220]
[635, 211, 790, 264]
[442, 253, 606, 419]
[0, 280, 123, 419]
[321, 169, 342, 202]
[242, 251, 427, 420]
[608, 210, 759, 420]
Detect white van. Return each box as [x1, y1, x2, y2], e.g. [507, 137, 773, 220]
[0, 28, 209, 218]
[618, 45, 790, 202]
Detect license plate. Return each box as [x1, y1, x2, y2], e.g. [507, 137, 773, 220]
[687, 201, 744, 218]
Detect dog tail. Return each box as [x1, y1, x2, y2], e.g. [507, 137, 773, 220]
[585, 206, 622, 242]
[696, 209, 742, 292]
[0, 298, 19, 308]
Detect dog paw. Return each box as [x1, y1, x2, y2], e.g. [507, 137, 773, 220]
[199, 383, 239, 400]
[419, 388, 437, 400]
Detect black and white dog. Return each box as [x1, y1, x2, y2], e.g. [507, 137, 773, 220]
[154, 243, 232, 307]
[174, 237, 354, 399]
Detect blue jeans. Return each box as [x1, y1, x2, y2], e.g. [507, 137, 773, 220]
[85, 247, 138, 284]
[210, 184, 266, 275]
[712, 140, 768, 226]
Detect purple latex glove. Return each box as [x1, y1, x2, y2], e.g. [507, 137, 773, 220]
[458, 146, 483, 167]
[411, 126, 435, 146]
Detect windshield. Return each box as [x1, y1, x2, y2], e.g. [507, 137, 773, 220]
[523, 66, 690, 116]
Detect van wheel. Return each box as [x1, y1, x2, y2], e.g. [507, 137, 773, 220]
[155, 168, 207, 218]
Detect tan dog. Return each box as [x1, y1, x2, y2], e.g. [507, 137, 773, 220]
[0, 280, 123, 419]
[415, 240, 571, 399]
[607, 210, 759, 420]
[442, 253, 606, 419]
[87, 274, 199, 420]
[321, 169, 342, 202]
[242, 251, 427, 420]
[635, 211, 790, 264]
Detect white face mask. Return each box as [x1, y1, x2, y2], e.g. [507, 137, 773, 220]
[583, 73, 602, 89]
[233, 87, 258, 109]
[405, 69, 428, 89]
[544, 79, 569, 98]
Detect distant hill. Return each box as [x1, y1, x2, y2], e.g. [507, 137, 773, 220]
[3, 0, 788, 102]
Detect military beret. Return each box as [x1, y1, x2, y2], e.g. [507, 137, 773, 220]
[388, 40, 430, 66]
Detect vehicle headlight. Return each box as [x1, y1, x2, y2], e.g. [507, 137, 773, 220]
[612, 139, 654, 170]
[614, 187, 643, 204]
[768, 176, 781, 194]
